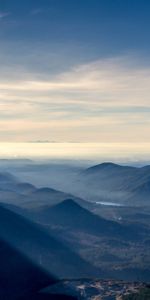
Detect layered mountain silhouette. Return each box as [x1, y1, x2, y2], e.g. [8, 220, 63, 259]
[78, 162, 150, 205]
[29, 199, 143, 241]
[0, 162, 149, 285]
[22, 198, 150, 282]
[2, 162, 150, 207]
[27, 187, 74, 207]
[0, 204, 98, 279]
[0, 171, 83, 210]
[1, 162, 150, 207]
[0, 238, 56, 300]
[0, 237, 78, 300]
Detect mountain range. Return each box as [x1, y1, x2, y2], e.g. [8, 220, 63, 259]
[0, 203, 98, 279]
[0, 160, 149, 298]
[76, 162, 150, 205]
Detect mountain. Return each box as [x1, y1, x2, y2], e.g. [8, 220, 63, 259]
[0, 237, 77, 300]
[0, 171, 16, 182]
[25, 199, 150, 282]
[0, 172, 35, 204]
[0, 171, 18, 189]
[129, 180, 150, 203]
[0, 170, 36, 195]
[85, 162, 125, 173]
[0, 204, 98, 279]
[18, 186, 86, 211]
[31, 187, 71, 205]
[23, 293, 77, 300]
[0, 163, 149, 283]
[77, 162, 150, 205]
[0, 238, 56, 300]
[11, 182, 36, 194]
[0, 170, 84, 209]
[1, 161, 150, 207]
[30, 199, 143, 241]
[8, 162, 84, 194]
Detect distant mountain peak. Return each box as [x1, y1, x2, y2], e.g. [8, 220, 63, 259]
[85, 162, 121, 173]
[53, 199, 81, 210]
[33, 187, 59, 194]
[0, 172, 17, 183]
[85, 162, 137, 175]
[97, 162, 120, 168]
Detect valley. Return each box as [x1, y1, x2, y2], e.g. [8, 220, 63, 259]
[0, 160, 149, 299]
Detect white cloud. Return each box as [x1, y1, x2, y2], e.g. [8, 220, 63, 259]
[0, 55, 150, 142]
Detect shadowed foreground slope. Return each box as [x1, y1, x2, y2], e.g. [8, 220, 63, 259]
[0, 204, 98, 279]
[0, 238, 56, 299]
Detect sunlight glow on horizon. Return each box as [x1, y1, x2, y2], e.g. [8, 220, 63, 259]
[0, 143, 150, 162]
[1, 1, 150, 144]
[0, 56, 150, 143]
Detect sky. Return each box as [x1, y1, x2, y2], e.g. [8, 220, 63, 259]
[0, 0, 150, 143]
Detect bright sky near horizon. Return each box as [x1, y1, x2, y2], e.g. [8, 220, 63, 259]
[1, 143, 150, 163]
[0, 0, 150, 145]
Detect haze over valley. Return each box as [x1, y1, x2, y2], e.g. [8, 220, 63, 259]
[0, 158, 149, 298]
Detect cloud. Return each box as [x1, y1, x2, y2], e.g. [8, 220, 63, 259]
[0, 55, 150, 142]
[1, 55, 150, 105]
[0, 12, 10, 19]
[30, 8, 44, 16]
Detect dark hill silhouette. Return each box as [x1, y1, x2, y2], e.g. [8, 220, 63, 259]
[19, 186, 84, 210]
[20, 291, 77, 300]
[0, 238, 56, 300]
[0, 204, 99, 279]
[33, 187, 61, 194]
[32, 199, 141, 241]
[85, 162, 126, 173]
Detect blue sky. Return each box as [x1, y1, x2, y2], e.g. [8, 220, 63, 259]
[0, 0, 150, 142]
[2, 0, 150, 62]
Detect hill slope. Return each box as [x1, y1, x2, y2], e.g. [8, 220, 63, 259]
[0, 204, 98, 279]
[31, 199, 142, 241]
[78, 163, 150, 205]
[0, 238, 55, 300]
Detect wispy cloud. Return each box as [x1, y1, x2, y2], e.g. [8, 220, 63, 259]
[30, 8, 44, 16]
[0, 11, 10, 19]
[1, 55, 150, 108]
[0, 55, 150, 142]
